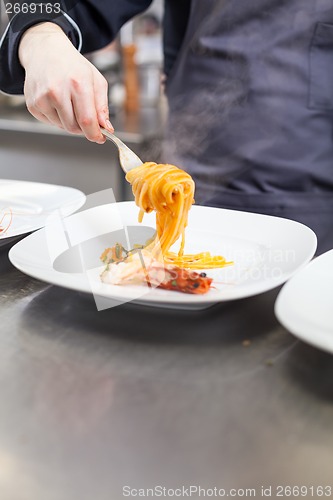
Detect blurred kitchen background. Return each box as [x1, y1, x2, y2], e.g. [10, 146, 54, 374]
[0, 0, 165, 201]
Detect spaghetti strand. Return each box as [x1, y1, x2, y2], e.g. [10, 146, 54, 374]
[126, 162, 232, 269]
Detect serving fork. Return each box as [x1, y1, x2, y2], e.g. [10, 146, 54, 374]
[100, 128, 143, 173]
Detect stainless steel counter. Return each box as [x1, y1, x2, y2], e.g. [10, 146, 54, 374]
[1, 247, 333, 500]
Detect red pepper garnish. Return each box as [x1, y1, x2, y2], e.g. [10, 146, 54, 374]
[158, 267, 213, 294]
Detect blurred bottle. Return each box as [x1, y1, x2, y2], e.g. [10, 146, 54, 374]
[121, 21, 140, 113]
[122, 44, 140, 113]
[135, 14, 163, 107]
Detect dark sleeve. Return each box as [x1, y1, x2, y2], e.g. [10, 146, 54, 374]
[0, 0, 153, 95]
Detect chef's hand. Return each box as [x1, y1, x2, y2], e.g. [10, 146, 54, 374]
[19, 22, 113, 144]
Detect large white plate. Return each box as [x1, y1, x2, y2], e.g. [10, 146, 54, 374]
[9, 201, 317, 310]
[0, 180, 85, 247]
[275, 250, 333, 353]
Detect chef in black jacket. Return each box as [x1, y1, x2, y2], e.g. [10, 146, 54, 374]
[1, 0, 333, 253]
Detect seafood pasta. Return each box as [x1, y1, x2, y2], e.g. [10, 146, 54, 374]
[100, 162, 232, 295]
[126, 162, 230, 270]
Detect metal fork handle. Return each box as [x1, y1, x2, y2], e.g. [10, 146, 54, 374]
[100, 127, 143, 173]
[100, 128, 123, 149]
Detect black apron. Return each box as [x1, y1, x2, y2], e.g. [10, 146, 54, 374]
[164, 0, 333, 254]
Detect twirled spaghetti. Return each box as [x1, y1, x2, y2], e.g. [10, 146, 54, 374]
[126, 162, 231, 269]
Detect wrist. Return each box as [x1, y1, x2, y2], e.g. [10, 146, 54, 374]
[19, 22, 67, 68]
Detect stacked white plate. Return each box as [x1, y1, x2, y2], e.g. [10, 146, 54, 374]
[0, 179, 85, 247]
[275, 250, 333, 353]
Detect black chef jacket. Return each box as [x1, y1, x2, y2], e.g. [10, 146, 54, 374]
[0, 0, 191, 94]
[1, 0, 333, 254]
